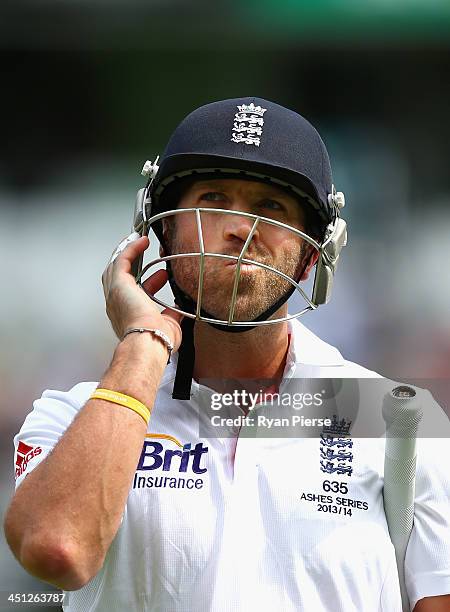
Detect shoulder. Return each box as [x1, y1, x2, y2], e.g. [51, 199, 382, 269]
[15, 382, 99, 449]
[288, 318, 382, 378]
[337, 359, 383, 378]
[34, 367, 178, 414]
[41, 381, 99, 408]
[34, 381, 100, 424]
[13, 382, 98, 488]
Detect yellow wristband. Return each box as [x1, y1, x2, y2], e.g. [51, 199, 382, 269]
[90, 388, 150, 425]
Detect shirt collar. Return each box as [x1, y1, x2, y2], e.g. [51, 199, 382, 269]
[286, 318, 344, 368]
[165, 317, 344, 391]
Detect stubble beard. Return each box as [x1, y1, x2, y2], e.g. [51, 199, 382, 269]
[167, 229, 307, 322]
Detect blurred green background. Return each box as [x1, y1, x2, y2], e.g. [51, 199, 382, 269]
[1, 0, 449, 606]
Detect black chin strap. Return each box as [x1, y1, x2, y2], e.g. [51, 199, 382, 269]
[172, 318, 196, 400]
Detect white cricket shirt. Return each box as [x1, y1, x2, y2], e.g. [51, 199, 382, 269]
[13, 320, 450, 611]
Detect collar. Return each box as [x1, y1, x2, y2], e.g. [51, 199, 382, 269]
[285, 318, 344, 368]
[163, 317, 344, 392]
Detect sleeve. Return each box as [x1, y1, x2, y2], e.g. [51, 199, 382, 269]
[13, 382, 98, 489]
[404, 391, 450, 610]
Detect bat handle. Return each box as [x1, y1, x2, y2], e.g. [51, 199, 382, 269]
[382, 385, 423, 612]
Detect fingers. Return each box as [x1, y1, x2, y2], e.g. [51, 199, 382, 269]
[141, 270, 184, 330]
[141, 268, 169, 296]
[101, 232, 185, 353]
[102, 234, 149, 297]
[141, 272, 184, 350]
[109, 231, 142, 264]
[113, 235, 149, 274]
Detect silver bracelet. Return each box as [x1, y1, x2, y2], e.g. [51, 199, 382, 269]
[122, 327, 174, 363]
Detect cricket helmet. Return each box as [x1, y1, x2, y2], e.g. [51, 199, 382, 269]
[133, 97, 347, 398]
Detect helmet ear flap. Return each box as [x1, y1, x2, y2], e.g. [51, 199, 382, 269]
[312, 262, 334, 306]
[312, 218, 347, 306]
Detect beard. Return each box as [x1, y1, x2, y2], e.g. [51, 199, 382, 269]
[166, 223, 308, 322]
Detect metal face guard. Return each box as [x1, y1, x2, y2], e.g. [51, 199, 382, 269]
[136, 208, 345, 327]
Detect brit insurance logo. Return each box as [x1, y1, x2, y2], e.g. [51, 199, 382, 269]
[231, 103, 267, 147]
[15, 441, 43, 479]
[133, 433, 209, 492]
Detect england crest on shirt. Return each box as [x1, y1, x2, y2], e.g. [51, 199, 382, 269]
[320, 415, 354, 477]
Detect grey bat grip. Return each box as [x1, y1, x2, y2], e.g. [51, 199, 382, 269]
[382, 386, 423, 612]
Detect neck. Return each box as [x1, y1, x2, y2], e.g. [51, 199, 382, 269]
[192, 307, 290, 382]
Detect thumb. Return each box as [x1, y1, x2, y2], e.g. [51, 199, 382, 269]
[114, 235, 149, 274]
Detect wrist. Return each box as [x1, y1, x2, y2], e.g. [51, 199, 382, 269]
[121, 327, 174, 363]
[114, 329, 169, 365]
[102, 332, 168, 411]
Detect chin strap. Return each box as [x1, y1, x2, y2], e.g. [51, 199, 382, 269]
[172, 317, 196, 400]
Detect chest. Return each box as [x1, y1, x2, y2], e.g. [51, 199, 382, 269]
[124, 433, 390, 558]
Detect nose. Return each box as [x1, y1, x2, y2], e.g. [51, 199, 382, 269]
[221, 205, 260, 246]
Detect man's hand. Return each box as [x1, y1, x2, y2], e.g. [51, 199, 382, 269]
[102, 234, 183, 352]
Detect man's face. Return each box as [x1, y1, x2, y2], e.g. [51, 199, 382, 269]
[162, 178, 318, 322]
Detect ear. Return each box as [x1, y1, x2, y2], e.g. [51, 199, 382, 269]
[299, 247, 319, 281]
